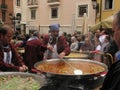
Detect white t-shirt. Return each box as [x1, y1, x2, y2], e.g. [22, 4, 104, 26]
[99, 35, 106, 44]
[96, 44, 101, 51]
[3, 51, 12, 64]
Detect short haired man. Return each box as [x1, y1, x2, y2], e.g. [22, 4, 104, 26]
[0, 24, 28, 71]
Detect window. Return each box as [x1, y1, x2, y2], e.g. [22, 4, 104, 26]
[31, 9, 36, 20]
[16, 13, 21, 20]
[51, 7, 58, 18]
[16, 0, 20, 6]
[104, 0, 113, 10]
[27, 0, 38, 5]
[34, 0, 38, 5]
[28, 0, 30, 5]
[78, 5, 88, 17]
[2, 10, 6, 22]
[2, 0, 5, 4]
[31, 0, 34, 4]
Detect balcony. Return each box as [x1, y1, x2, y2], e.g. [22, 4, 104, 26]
[0, 4, 7, 10]
[48, 0, 60, 6]
[27, 0, 38, 8]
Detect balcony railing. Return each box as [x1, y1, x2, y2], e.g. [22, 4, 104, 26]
[48, 0, 60, 3]
[27, 0, 38, 7]
[48, 0, 60, 5]
[0, 4, 7, 10]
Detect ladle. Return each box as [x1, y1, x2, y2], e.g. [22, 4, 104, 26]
[60, 58, 83, 75]
[53, 50, 83, 75]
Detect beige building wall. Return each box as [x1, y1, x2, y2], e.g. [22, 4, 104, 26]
[38, 0, 96, 34]
[14, 0, 28, 34]
[14, 0, 96, 34]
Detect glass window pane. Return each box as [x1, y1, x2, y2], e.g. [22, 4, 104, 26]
[78, 5, 88, 17]
[51, 7, 58, 18]
[17, 0, 20, 6]
[105, 0, 113, 9]
[31, 9, 36, 19]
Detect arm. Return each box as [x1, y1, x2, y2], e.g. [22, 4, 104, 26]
[57, 36, 71, 58]
[0, 44, 28, 71]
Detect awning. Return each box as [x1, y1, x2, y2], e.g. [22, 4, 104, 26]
[90, 15, 113, 32]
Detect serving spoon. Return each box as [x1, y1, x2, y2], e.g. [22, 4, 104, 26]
[60, 58, 83, 75]
[53, 50, 83, 75]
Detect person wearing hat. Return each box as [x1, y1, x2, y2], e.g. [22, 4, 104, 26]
[43, 23, 71, 59]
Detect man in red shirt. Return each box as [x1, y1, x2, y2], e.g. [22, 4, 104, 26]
[43, 23, 71, 59]
[0, 24, 28, 71]
[24, 31, 47, 72]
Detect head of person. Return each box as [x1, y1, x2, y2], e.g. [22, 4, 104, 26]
[113, 10, 120, 48]
[104, 35, 111, 43]
[49, 23, 60, 38]
[33, 31, 40, 39]
[100, 30, 106, 35]
[96, 29, 101, 33]
[71, 36, 77, 43]
[95, 29, 101, 38]
[0, 24, 13, 46]
[84, 38, 91, 45]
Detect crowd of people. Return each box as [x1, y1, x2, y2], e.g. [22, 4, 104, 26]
[0, 23, 117, 72]
[1, 10, 120, 90]
[0, 23, 71, 73]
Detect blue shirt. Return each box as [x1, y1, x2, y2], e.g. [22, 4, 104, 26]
[115, 51, 120, 61]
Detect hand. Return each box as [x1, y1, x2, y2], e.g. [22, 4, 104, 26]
[19, 65, 28, 72]
[31, 68, 42, 74]
[19, 67, 25, 72]
[22, 65, 28, 70]
[79, 50, 83, 53]
[59, 52, 65, 59]
[47, 45, 53, 52]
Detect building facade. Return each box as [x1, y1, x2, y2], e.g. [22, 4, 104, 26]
[14, 0, 27, 34]
[0, 0, 14, 26]
[95, 0, 120, 23]
[14, 0, 96, 34]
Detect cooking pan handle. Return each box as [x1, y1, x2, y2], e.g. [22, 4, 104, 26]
[86, 71, 107, 82]
[93, 71, 107, 80]
[31, 68, 40, 73]
[31, 68, 46, 78]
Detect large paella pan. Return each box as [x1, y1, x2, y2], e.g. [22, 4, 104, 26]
[0, 72, 46, 90]
[63, 52, 89, 59]
[34, 59, 107, 79]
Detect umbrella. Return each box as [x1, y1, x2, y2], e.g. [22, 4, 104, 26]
[71, 14, 76, 33]
[0, 19, 3, 27]
[82, 13, 88, 34]
[90, 15, 113, 32]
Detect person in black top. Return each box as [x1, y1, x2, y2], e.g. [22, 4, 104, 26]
[100, 10, 120, 90]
